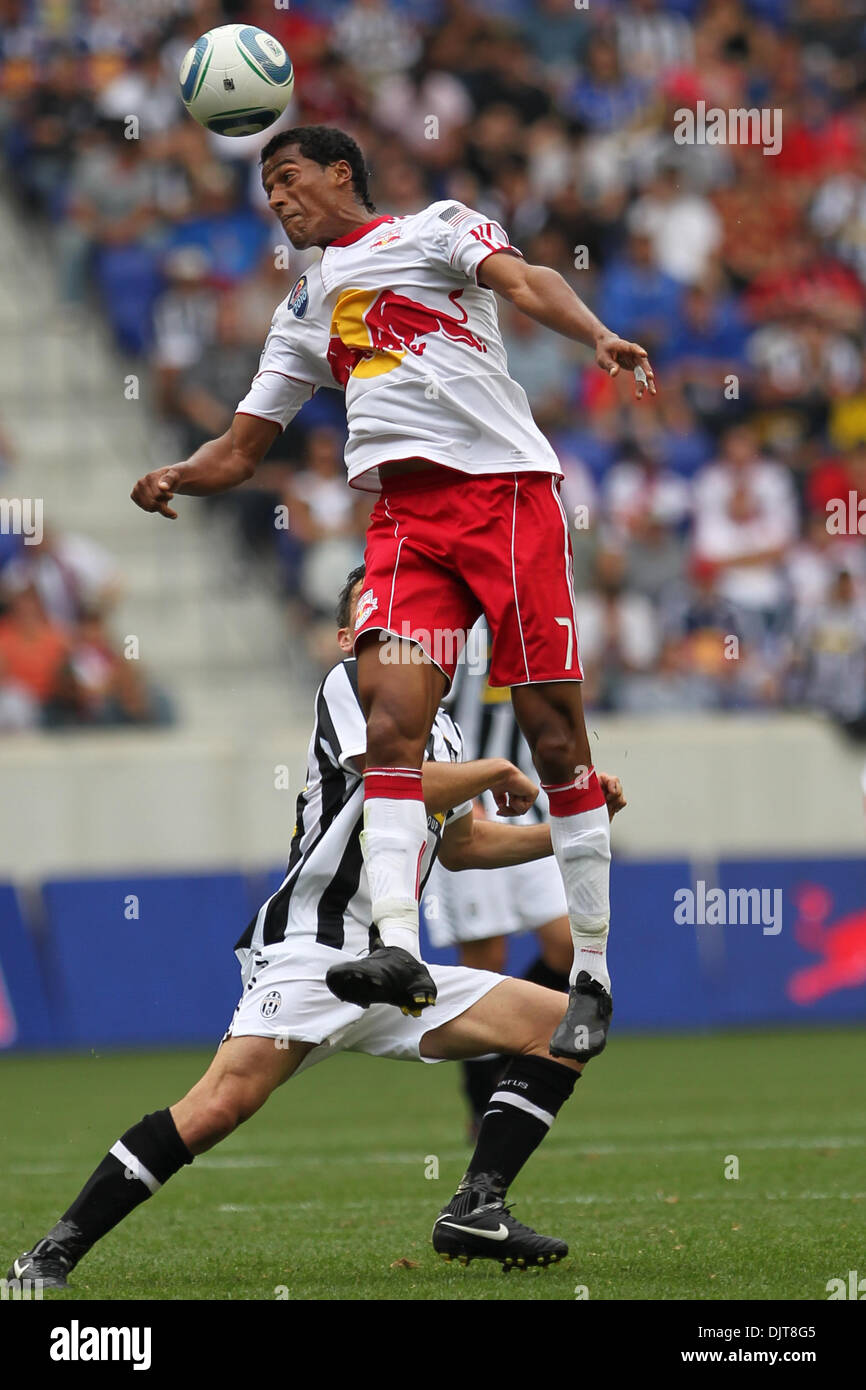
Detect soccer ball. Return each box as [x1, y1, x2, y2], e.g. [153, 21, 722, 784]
[179, 24, 294, 137]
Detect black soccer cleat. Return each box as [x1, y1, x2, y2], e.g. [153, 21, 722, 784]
[433, 1177, 568, 1271]
[549, 970, 613, 1061]
[326, 944, 437, 1016]
[8, 1241, 74, 1292]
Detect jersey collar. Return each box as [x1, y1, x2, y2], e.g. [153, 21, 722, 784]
[325, 215, 396, 249]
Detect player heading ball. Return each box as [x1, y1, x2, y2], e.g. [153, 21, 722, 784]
[131, 124, 657, 1061]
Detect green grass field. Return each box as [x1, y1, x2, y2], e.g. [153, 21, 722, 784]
[1, 1028, 863, 1301]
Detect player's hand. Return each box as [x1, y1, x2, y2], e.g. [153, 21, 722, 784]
[131, 466, 184, 520]
[492, 765, 538, 817]
[598, 771, 627, 821]
[594, 332, 656, 399]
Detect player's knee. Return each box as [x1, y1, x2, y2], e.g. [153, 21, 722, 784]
[523, 992, 574, 1062]
[197, 1079, 263, 1145]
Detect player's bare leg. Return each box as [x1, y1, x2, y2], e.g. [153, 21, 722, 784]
[422, 978, 582, 1269]
[457, 936, 508, 1137]
[7, 1036, 312, 1291]
[511, 681, 613, 1061]
[457, 924, 571, 1134]
[326, 632, 446, 1015]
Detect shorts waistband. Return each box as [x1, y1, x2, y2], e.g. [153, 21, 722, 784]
[380, 465, 558, 495]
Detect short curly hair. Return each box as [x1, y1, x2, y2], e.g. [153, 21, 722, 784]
[260, 125, 376, 213]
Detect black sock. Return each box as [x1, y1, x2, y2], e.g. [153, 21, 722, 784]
[461, 1056, 504, 1126]
[454, 1055, 579, 1206]
[46, 1109, 193, 1265]
[523, 955, 569, 993]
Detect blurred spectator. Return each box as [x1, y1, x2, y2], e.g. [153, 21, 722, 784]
[598, 228, 683, 359]
[693, 425, 800, 634]
[789, 567, 866, 734]
[629, 162, 722, 286]
[373, 38, 473, 168]
[0, 582, 71, 710]
[333, 0, 422, 84]
[281, 427, 368, 670]
[57, 118, 163, 328]
[519, 0, 588, 78]
[65, 609, 173, 728]
[162, 163, 271, 285]
[284, 426, 367, 610]
[602, 444, 691, 600]
[616, 0, 695, 80]
[3, 527, 121, 626]
[574, 549, 661, 710]
[0, 648, 37, 730]
[172, 292, 260, 456]
[660, 279, 750, 430]
[563, 32, 651, 133]
[96, 42, 182, 135]
[151, 247, 220, 416]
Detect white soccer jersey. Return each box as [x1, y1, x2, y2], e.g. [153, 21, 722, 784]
[235, 201, 562, 491]
[236, 657, 472, 959]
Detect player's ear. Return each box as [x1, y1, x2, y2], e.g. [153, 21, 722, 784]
[331, 159, 353, 191]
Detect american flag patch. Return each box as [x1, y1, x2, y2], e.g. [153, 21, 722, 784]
[438, 204, 472, 226]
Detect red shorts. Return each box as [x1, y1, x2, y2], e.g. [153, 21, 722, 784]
[353, 469, 583, 687]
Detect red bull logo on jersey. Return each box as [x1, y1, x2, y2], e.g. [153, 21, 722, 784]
[327, 286, 487, 386]
[786, 882, 866, 1004]
[354, 587, 378, 630]
[370, 229, 404, 250]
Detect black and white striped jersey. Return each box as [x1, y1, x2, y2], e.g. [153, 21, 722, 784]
[236, 658, 472, 958]
[446, 618, 548, 825]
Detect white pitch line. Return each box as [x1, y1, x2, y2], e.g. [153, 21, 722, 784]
[202, 1133, 866, 1168]
[9, 1133, 866, 1179]
[215, 1190, 866, 1216]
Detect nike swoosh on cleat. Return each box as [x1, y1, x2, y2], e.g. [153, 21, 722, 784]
[13, 1259, 29, 1277]
[435, 1219, 510, 1241]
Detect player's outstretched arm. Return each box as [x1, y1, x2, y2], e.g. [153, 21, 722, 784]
[479, 252, 656, 400]
[438, 770, 627, 872]
[422, 757, 538, 818]
[131, 413, 280, 519]
[439, 811, 551, 871]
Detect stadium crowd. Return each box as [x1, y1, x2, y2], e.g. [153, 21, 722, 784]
[0, 521, 172, 730]
[1, 0, 866, 731]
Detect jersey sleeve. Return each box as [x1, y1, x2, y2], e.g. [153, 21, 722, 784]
[316, 662, 368, 773]
[424, 202, 524, 286]
[235, 320, 318, 431]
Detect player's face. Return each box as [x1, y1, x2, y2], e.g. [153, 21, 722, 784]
[262, 147, 352, 250]
[336, 581, 363, 654]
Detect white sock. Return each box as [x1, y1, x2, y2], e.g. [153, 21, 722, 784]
[549, 805, 612, 992]
[361, 769, 428, 958]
